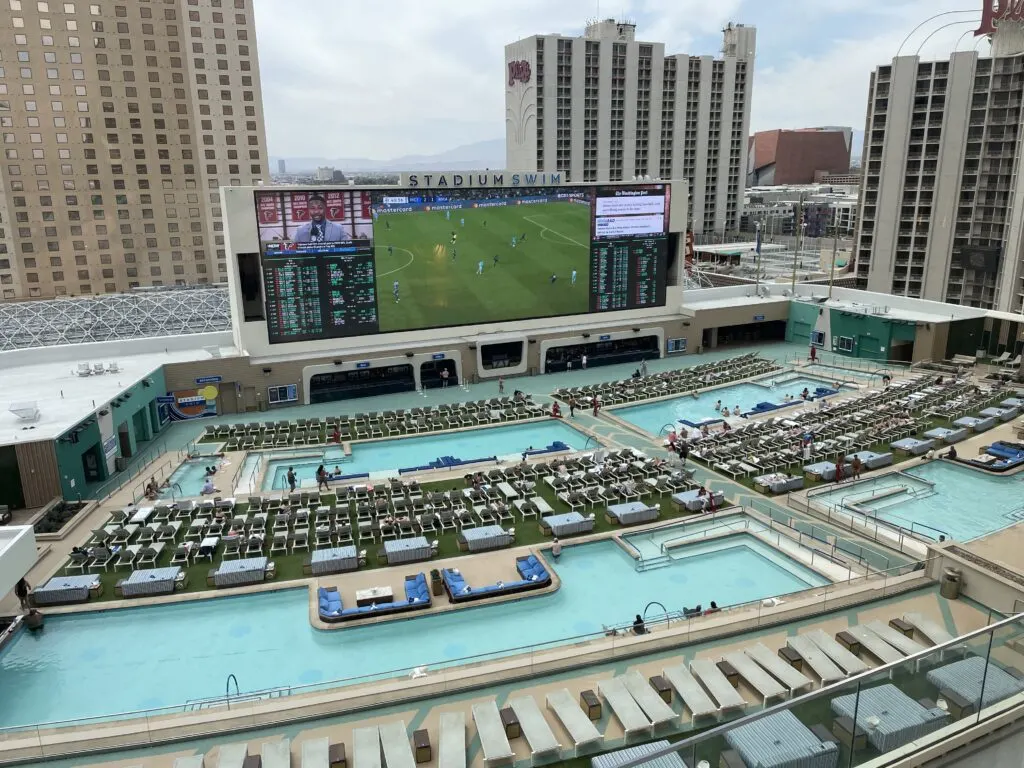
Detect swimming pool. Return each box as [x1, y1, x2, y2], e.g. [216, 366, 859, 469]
[159, 458, 223, 498]
[0, 537, 828, 727]
[811, 461, 1024, 542]
[261, 421, 590, 490]
[614, 375, 845, 433]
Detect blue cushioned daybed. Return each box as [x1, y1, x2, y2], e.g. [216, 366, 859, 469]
[443, 554, 551, 604]
[317, 573, 431, 623]
[923, 427, 968, 445]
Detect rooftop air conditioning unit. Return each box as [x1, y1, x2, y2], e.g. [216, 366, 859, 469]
[9, 401, 40, 422]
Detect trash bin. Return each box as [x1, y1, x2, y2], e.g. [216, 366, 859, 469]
[940, 567, 962, 599]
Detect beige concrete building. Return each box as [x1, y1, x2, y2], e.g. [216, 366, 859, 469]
[504, 19, 756, 235]
[0, 0, 269, 300]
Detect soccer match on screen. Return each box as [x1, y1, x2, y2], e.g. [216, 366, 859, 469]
[370, 188, 592, 332]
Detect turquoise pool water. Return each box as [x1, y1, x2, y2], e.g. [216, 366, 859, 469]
[0, 536, 827, 727]
[261, 421, 589, 490]
[812, 461, 1024, 542]
[159, 458, 222, 497]
[614, 375, 844, 434]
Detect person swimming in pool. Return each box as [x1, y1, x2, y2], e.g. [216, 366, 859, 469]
[713, 399, 722, 412]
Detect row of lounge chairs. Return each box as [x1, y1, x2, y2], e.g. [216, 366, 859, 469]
[553, 352, 782, 406]
[212, 398, 546, 449]
[687, 376, 981, 475]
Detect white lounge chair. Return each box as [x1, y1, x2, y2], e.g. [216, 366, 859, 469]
[845, 625, 904, 665]
[864, 620, 929, 657]
[353, 727, 381, 768]
[597, 677, 651, 736]
[621, 670, 677, 726]
[545, 689, 602, 754]
[902, 612, 956, 646]
[471, 701, 514, 765]
[261, 737, 291, 768]
[1001, 354, 1021, 368]
[689, 658, 748, 712]
[217, 743, 248, 768]
[301, 736, 330, 768]
[786, 635, 846, 686]
[509, 695, 561, 759]
[438, 711, 467, 768]
[744, 643, 815, 695]
[723, 651, 786, 705]
[379, 721, 416, 768]
[173, 757, 206, 768]
[804, 629, 869, 675]
[662, 664, 717, 720]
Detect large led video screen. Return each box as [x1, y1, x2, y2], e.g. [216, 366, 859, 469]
[254, 184, 670, 343]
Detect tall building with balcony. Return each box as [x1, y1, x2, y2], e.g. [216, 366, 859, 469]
[505, 19, 756, 235]
[0, 0, 270, 300]
[856, 48, 1024, 310]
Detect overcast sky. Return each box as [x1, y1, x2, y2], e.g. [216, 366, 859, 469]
[252, 0, 989, 160]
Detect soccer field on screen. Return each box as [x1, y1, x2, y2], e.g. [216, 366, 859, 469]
[372, 201, 591, 332]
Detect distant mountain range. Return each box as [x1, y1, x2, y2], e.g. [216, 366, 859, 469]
[271, 138, 506, 174]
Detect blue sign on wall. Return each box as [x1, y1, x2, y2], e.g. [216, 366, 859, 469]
[432, 353, 446, 360]
[356, 361, 371, 369]
[753, 314, 765, 322]
[156, 395, 176, 404]
[599, 334, 612, 341]
[195, 375, 222, 384]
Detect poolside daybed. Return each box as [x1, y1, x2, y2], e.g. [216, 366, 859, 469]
[539, 511, 595, 536]
[671, 488, 725, 511]
[442, 554, 551, 603]
[953, 415, 996, 432]
[605, 501, 660, 526]
[752, 473, 803, 494]
[846, 450, 893, 470]
[317, 573, 431, 622]
[32, 574, 102, 605]
[923, 427, 968, 445]
[725, 710, 839, 768]
[891, 437, 934, 456]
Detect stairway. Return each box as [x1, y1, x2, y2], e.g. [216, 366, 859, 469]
[637, 554, 670, 572]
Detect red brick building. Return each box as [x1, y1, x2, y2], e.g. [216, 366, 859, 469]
[747, 128, 851, 186]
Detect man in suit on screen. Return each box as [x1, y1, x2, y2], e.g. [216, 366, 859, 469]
[293, 194, 349, 243]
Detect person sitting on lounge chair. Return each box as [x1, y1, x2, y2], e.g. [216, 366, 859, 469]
[632, 615, 647, 635]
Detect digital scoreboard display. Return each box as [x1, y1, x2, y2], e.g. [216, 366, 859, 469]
[254, 184, 670, 343]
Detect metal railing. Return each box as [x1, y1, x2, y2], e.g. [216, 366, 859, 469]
[0, 558, 939, 759]
[800, 475, 952, 548]
[612, 609, 1024, 768]
[86, 438, 170, 504]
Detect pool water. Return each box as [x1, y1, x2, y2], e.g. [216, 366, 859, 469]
[813, 461, 1024, 542]
[261, 421, 588, 490]
[0, 537, 827, 727]
[614, 375, 844, 434]
[159, 458, 222, 498]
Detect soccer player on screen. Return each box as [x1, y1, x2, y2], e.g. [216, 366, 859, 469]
[511, 235, 517, 248]
[571, 269, 577, 285]
[393, 280, 400, 303]
[493, 254, 499, 266]
[477, 260, 484, 275]
[451, 247, 457, 261]
[387, 244, 394, 256]
[550, 273, 557, 284]
[460, 217, 465, 228]
[446, 210, 451, 221]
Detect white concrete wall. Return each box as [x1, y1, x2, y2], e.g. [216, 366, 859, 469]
[0, 527, 36, 601]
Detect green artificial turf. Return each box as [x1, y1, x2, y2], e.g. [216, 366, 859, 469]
[373, 201, 591, 331]
[82, 474, 703, 602]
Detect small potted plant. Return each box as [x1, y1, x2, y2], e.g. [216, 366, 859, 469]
[430, 568, 444, 596]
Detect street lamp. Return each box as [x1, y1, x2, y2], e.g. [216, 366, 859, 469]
[828, 204, 841, 300]
[755, 220, 762, 293]
[791, 193, 806, 293]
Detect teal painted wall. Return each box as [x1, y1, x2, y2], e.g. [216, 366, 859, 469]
[785, 301, 821, 345]
[54, 367, 168, 499]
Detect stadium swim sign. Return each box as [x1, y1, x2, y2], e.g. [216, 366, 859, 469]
[402, 172, 564, 189]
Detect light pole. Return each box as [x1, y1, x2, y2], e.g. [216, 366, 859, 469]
[755, 220, 762, 293]
[828, 216, 840, 300]
[791, 194, 805, 293]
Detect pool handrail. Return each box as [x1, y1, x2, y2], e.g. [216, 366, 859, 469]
[0, 555, 941, 736]
[606, 607, 1024, 768]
